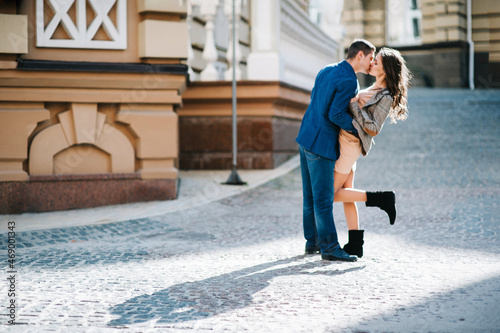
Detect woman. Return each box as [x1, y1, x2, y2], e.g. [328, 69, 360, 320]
[333, 47, 411, 258]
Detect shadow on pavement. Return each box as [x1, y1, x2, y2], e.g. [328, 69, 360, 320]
[0, 218, 215, 268]
[345, 274, 500, 333]
[107, 256, 365, 327]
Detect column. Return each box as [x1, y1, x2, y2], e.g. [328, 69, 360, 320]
[317, 0, 345, 61]
[246, 0, 282, 81]
[186, 0, 198, 81]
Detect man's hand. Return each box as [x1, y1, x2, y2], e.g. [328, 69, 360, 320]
[350, 95, 359, 103]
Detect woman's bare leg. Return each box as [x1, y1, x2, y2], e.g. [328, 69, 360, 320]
[333, 171, 349, 195]
[333, 171, 367, 202]
[333, 170, 364, 230]
[342, 170, 365, 256]
[333, 170, 396, 226]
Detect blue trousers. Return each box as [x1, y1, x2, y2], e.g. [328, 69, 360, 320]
[299, 145, 340, 253]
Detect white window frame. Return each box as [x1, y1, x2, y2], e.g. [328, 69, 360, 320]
[386, 0, 422, 46]
[36, 0, 127, 50]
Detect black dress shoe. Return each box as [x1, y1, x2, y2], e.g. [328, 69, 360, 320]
[305, 246, 320, 254]
[321, 247, 357, 262]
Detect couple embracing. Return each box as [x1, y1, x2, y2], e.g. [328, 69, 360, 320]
[296, 39, 411, 262]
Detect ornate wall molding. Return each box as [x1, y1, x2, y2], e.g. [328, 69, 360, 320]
[36, 0, 127, 49]
[29, 103, 134, 175]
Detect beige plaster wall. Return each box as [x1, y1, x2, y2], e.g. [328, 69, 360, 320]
[0, 14, 28, 54]
[138, 20, 188, 59]
[54, 145, 111, 174]
[117, 104, 179, 179]
[0, 0, 188, 182]
[0, 103, 49, 181]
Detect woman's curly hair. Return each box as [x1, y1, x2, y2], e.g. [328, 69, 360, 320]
[379, 47, 412, 122]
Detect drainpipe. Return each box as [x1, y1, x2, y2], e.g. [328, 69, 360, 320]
[467, 0, 475, 90]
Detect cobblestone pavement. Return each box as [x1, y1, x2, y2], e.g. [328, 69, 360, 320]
[1, 88, 499, 332]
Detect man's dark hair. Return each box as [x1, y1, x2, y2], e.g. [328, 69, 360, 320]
[346, 39, 376, 59]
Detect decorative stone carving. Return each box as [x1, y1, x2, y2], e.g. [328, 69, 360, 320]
[29, 103, 134, 175]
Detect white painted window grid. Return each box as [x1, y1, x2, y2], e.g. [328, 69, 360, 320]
[386, 0, 423, 46]
[36, 0, 127, 50]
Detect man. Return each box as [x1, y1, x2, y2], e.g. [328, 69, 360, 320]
[296, 39, 375, 261]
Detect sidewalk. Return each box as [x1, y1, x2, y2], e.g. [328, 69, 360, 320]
[0, 88, 499, 332]
[0, 155, 300, 232]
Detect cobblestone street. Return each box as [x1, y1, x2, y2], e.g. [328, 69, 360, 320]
[1, 88, 499, 332]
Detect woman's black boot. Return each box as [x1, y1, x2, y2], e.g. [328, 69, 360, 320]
[366, 191, 396, 225]
[343, 230, 364, 258]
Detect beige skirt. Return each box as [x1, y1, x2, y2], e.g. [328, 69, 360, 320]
[335, 129, 362, 174]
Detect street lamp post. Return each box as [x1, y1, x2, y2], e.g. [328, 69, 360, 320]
[224, 0, 246, 185]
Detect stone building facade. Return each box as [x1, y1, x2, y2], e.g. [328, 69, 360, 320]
[342, 0, 500, 88]
[0, 0, 189, 213]
[0, 0, 345, 213]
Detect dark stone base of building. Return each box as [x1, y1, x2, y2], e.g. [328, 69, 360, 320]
[396, 42, 469, 87]
[0, 173, 177, 214]
[179, 116, 301, 170]
[474, 53, 500, 89]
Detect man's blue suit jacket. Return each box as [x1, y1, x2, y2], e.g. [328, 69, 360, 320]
[296, 60, 359, 161]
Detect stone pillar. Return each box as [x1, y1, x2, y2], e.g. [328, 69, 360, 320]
[137, 0, 189, 61]
[186, 0, 198, 81]
[0, 13, 28, 56]
[246, 0, 282, 81]
[317, 0, 345, 60]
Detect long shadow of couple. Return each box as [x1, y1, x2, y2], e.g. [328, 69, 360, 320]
[108, 255, 364, 327]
